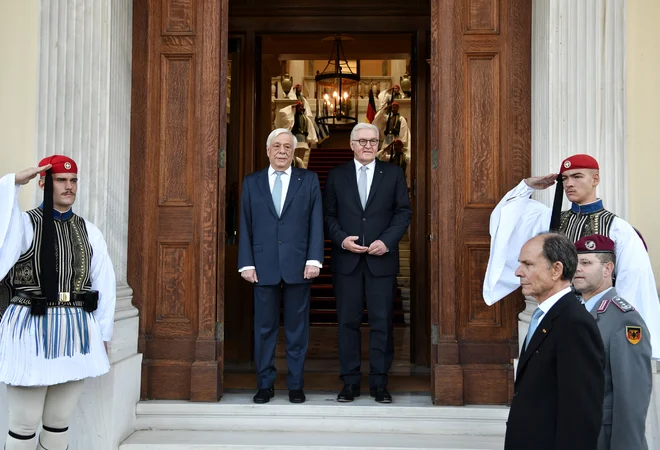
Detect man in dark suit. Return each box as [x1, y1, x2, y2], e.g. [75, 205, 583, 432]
[323, 123, 412, 404]
[505, 232, 605, 450]
[238, 128, 324, 404]
[573, 234, 652, 450]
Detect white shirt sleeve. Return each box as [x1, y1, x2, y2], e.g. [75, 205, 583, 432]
[483, 180, 552, 305]
[86, 220, 117, 342]
[0, 174, 34, 280]
[610, 217, 660, 358]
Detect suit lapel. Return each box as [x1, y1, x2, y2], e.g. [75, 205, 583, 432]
[365, 160, 386, 209]
[516, 293, 574, 381]
[257, 167, 278, 218]
[281, 167, 303, 216]
[343, 161, 363, 209]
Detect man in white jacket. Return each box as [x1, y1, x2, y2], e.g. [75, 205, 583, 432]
[0, 155, 116, 450]
[483, 153, 660, 359]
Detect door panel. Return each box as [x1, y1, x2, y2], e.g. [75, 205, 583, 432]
[429, 0, 531, 405]
[129, 0, 227, 401]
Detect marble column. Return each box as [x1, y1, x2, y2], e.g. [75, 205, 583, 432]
[288, 60, 305, 96]
[525, 0, 627, 339]
[33, 1, 140, 449]
[531, 0, 627, 217]
[391, 59, 407, 90]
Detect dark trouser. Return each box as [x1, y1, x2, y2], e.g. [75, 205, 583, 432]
[333, 257, 396, 389]
[253, 282, 310, 390]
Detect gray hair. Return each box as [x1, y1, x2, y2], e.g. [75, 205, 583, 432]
[350, 123, 380, 141]
[266, 128, 297, 149]
[538, 232, 578, 281]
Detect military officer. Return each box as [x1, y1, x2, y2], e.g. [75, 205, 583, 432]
[573, 234, 652, 450]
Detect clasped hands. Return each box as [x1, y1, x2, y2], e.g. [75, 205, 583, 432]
[342, 236, 388, 256]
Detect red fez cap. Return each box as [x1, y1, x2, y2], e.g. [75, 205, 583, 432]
[393, 138, 403, 144]
[391, 101, 399, 107]
[574, 234, 615, 254]
[393, 84, 400, 89]
[295, 84, 301, 88]
[559, 154, 599, 174]
[39, 155, 78, 176]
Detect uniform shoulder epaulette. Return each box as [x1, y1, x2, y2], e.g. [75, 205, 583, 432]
[611, 296, 635, 313]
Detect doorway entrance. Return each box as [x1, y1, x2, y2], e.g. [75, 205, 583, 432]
[128, 0, 531, 405]
[222, 32, 431, 394]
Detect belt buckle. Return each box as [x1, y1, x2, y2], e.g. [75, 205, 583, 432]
[59, 292, 70, 303]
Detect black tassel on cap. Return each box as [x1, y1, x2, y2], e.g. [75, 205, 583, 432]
[40, 168, 58, 301]
[548, 174, 564, 231]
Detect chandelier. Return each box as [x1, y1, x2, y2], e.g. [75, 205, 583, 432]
[315, 36, 360, 125]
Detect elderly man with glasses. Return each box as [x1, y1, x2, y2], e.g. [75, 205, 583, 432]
[323, 123, 412, 403]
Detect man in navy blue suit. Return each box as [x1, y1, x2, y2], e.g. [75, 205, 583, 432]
[238, 128, 324, 404]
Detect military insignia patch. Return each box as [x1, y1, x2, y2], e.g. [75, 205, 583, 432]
[564, 161, 571, 169]
[626, 326, 642, 345]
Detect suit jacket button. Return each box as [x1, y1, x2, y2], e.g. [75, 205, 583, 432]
[513, 391, 518, 397]
[278, 240, 283, 244]
[362, 218, 367, 222]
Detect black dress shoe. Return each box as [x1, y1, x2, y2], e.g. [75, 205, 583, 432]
[370, 386, 392, 403]
[253, 388, 274, 404]
[289, 389, 306, 403]
[337, 384, 361, 402]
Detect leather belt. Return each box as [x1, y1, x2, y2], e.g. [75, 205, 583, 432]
[12, 291, 87, 308]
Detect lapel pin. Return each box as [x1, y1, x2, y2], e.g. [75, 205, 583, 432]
[542, 329, 546, 333]
[298, 178, 301, 181]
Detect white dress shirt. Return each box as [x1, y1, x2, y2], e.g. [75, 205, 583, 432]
[534, 286, 573, 324]
[238, 165, 322, 272]
[353, 158, 377, 199]
[268, 165, 292, 216]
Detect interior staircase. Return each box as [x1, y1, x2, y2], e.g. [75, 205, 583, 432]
[305, 148, 408, 325]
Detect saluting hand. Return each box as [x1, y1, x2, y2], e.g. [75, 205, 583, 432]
[15, 164, 52, 185]
[524, 173, 558, 190]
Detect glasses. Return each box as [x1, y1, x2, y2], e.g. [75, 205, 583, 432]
[352, 138, 379, 147]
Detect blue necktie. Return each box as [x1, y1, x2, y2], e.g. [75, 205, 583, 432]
[525, 307, 544, 349]
[272, 171, 284, 216]
[358, 165, 368, 209]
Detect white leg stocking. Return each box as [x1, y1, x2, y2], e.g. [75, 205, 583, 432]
[5, 384, 47, 450]
[37, 380, 85, 450]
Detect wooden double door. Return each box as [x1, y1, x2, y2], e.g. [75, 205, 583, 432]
[128, 0, 531, 405]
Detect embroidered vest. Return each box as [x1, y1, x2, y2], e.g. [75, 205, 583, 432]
[6, 208, 94, 297]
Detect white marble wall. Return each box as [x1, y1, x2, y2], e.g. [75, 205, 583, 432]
[531, 0, 627, 218]
[1, 1, 141, 449]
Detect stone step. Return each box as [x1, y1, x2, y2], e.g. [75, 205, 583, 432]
[130, 394, 508, 437]
[121, 430, 504, 449]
